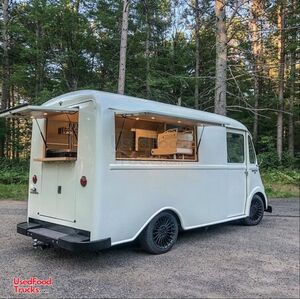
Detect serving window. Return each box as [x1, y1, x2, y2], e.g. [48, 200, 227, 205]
[115, 114, 197, 161]
[43, 113, 79, 159]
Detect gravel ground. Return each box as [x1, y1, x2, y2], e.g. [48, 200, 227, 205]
[0, 198, 299, 298]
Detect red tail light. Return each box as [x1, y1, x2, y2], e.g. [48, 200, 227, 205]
[80, 176, 87, 187]
[32, 175, 37, 184]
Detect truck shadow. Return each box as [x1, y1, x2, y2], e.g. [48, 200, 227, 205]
[33, 221, 242, 264]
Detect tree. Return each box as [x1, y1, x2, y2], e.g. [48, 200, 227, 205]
[194, 0, 201, 109]
[142, 0, 151, 99]
[288, 0, 297, 157]
[1, 0, 10, 157]
[118, 0, 130, 95]
[0, 0, 298, 162]
[276, 1, 285, 162]
[249, 0, 263, 143]
[214, 0, 227, 115]
[1, 0, 9, 111]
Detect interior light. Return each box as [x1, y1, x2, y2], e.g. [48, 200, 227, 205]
[151, 117, 155, 120]
[177, 120, 182, 123]
[136, 117, 140, 121]
[43, 113, 48, 116]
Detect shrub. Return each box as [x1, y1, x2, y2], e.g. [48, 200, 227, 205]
[0, 159, 29, 185]
[257, 136, 300, 170]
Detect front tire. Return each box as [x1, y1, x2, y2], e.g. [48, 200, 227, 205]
[139, 211, 178, 254]
[243, 195, 264, 226]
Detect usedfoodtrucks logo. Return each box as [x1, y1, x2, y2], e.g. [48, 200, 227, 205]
[13, 277, 52, 293]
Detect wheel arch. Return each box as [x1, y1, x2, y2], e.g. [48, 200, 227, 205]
[162, 209, 183, 231]
[111, 207, 184, 247]
[255, 192, 267, 210]
[137, 207, 184, 238]
[246, 187, 268, 216]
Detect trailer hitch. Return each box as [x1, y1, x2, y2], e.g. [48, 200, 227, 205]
[32, 239, 50, 250]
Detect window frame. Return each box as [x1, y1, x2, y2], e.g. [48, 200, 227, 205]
[114, 114, 198, 162]
[44, 113, 79, 159]
[226, 130, 246, 164]
[248, 135, 257, 165]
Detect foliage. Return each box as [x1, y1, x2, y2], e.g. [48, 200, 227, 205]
[0, 158, 29, 184]
[257, 136, 300, 170]
[0, 1, 298, 176]
[261, 169, 300, 198]
[0, 184, 27, 200]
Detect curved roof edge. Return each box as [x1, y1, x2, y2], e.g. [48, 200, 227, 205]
[43, 90, 247, 131]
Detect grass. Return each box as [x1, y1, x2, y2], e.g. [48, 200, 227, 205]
[0, 183, 28, 200]
[0, 159, 29, 200]
[261, 169, 300, 198]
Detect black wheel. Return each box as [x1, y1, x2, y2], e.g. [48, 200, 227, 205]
[139, 211, 178, 254]
[242, 195, 264, 226]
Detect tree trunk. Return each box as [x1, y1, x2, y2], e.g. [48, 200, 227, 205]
[250, 0, 263, 144]
[288, 0, 296, 157]
[194, 0, 200, 109]
[145, 1, 151, 99]
[214, 0, 227, 116]
[277, 2, 285, 162]
[288, 52, 295, 157]
[1, 0, 10, 158]
[35, 22, 43, 100]
[118, 0, 130, 95]
[1, 0, 9, 111]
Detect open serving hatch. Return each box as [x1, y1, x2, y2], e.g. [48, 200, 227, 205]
[114, 110, 228, 161]
[0, 104, 79, 161]
[0, 104, 78, 119]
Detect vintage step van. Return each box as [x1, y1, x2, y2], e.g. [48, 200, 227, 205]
[0, 90, 272, 254]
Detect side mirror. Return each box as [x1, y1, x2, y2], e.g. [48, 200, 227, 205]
[258, 158, 263, 168]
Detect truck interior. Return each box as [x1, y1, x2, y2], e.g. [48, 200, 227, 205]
[45, 113, 78, 159]
[115, 113, 197, 161]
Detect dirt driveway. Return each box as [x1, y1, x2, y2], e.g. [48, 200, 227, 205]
[0, 198, 299, 298]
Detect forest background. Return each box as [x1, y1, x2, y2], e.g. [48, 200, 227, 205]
[0, 0, 299, 199]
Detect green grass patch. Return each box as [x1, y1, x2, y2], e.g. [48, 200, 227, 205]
[0, 159, 29, 200]
[261, 169, 300, 198]
[0, 159, 29, 185]
[0, 184, 28, 200]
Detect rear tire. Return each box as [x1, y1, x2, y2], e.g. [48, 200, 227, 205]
[139, 211, 178, 254]
[242, 195, 264, 226]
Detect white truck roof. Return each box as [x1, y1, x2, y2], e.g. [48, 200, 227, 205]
[42, 90, 247, 131]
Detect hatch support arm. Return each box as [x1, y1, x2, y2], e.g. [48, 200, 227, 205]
[34, 118, 47, 149]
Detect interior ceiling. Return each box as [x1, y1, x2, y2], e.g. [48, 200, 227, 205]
[116, 112, 220, 127]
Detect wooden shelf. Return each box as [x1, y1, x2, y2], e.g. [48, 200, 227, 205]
[34, 157, 77, 162]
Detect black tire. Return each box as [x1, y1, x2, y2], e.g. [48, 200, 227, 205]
[242, 195, 264, 226]
[139, 211, 178, 254]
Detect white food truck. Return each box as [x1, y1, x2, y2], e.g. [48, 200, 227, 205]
[0, 90, 272, 254]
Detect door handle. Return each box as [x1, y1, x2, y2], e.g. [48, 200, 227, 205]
[251, 169, 258, 174]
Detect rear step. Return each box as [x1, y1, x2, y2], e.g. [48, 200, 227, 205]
[17, 221, 111, 252]
[28, 227, 89, 244]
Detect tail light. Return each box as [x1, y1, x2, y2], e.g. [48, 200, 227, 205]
[80, 176, 87, 187]
[32, 175, 37, 184]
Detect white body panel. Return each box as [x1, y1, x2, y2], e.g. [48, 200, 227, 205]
[25, 90, 267, 244]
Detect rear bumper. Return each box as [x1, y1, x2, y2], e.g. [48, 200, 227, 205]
[17, 220, 111, 252]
